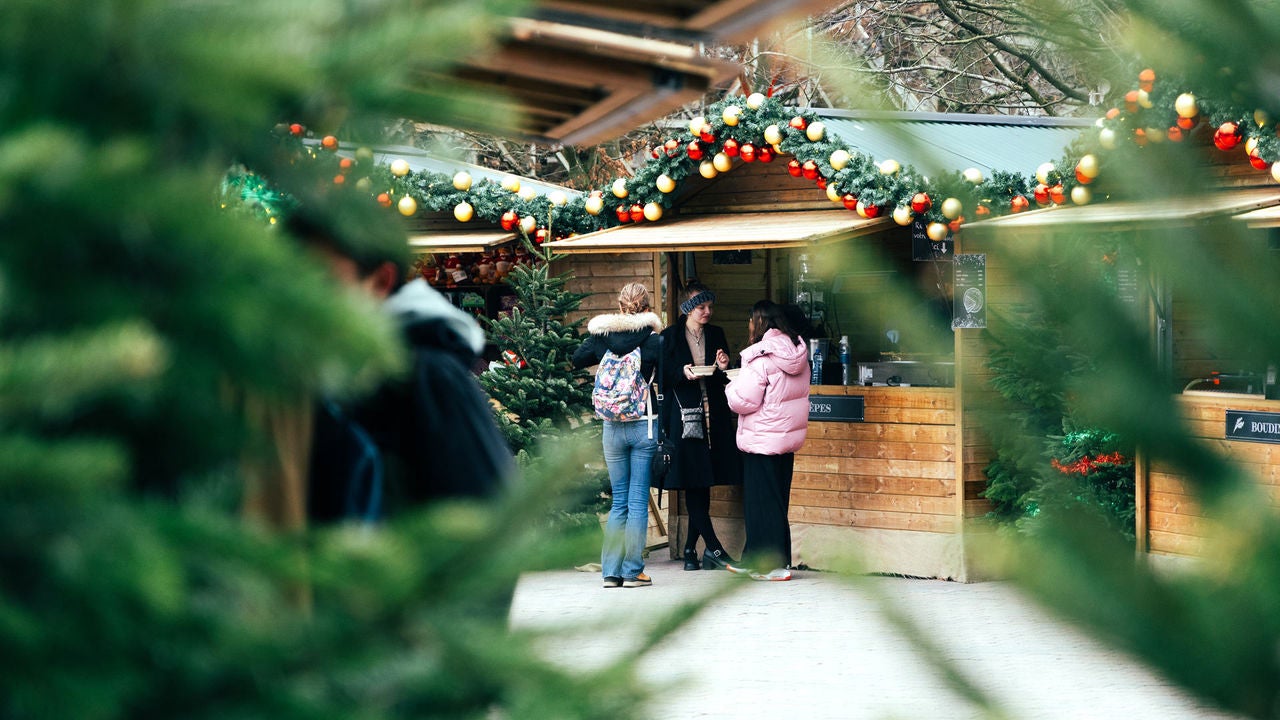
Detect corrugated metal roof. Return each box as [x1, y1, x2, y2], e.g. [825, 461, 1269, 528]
[814, 110, 1091, 178]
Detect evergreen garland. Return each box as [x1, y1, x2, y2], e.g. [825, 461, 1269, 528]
[228, 67, 1280, 246]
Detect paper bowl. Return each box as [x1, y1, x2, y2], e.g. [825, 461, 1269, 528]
[724, 368, 740, 380]
[689, 365, 716, 377]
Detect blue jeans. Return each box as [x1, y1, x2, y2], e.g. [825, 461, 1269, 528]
[601, 419, 656, 580]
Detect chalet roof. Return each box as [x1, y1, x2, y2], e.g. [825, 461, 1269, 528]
[813, 109, 1093, 178]
[966, 186, 1280, 233]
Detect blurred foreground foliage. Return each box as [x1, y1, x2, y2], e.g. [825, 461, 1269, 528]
[0, 1, 655, 718]
[2, 434, 653, 720]
[970, 4, 1280, 714]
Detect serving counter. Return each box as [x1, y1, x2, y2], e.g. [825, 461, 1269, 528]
[1143, 392, 1280, 558]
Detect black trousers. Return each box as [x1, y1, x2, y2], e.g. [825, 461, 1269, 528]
[741, 452, 794, 567]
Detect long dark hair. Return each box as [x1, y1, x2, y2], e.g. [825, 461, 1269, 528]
[749, 300, 802, 346]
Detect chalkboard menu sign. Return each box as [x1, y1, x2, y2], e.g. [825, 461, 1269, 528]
[808, 394, 865, 422]
[911, 220, 953, 261]
[712, 249, 752, 265]
[952, 253, 987, 329]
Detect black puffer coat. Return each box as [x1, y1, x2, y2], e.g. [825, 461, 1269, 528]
[655, 319, 741, 490]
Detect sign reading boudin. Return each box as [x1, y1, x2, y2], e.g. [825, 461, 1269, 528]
[809, 394, 865, 423]
[1226, 410, 1280, 444]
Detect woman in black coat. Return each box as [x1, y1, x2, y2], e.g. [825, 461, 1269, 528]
[657, 282, 742, 570]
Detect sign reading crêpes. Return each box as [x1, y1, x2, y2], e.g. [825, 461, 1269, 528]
[809, 395, 865, 423]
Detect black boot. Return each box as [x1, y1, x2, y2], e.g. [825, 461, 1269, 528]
[682, 548, 701, 571]
[702, 548, 737, 570]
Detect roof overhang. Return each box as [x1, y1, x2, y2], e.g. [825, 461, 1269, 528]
[543, 210, 891, 254]
[966, 187, 1280, 234]
[408, 230, 515, 254]
[422, 0, 836, 146]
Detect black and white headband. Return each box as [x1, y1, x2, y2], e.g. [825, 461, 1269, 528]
[680, 290, 716, 315]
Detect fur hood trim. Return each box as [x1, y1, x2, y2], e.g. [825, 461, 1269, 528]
[587, 311, 663, 336]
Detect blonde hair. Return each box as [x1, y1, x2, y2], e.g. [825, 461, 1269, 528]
[617, 282, 651, 314]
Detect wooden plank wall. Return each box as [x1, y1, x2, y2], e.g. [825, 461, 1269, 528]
[1147, 395, 1280, 556]
[691, 248, 787, 353]
[555, 252, 663, 327]
[793, 386, 959, 533]
[674, 157, 832, 215]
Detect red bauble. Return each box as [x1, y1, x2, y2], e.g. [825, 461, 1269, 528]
[687, 141, 704, 161]
[629, 203, 644, 223]
[376, 192, 392, 208]
[757, 146, 775, 163]
[910, 192, 932, 215]
[948, 216, 963, 232]
[789, 116, 808, 131]
[1167, 126, 1184, 143]
[332, 174, 345, 185]
[1250, 153, 1270, 170]
[338, 157, 354, 172]
[321, 135, 339, 151]
[650, 146, 661, 159]
[723, 138, 740, 157]
[739, 143, 757, 162]
[842, 194, 858, 210]
[815, 177, 827, 189]
[1176, 115, 1198, 130]
[801, 160, 819, 180]
[1049, 184, 1066, 205]
[1033, 183, 1050, 205]
[787, 159, 803, 177]
[534, 228, 549, 244]
[500, 210, 519, 231]
[289, 123, 305, 136]
[615, 205, 631, 223]
[700, 129, 716, 144]
[863, 204, 882, 219]
[1124, 90, 1139, 113]
[975, 203, 991, 216]
[1214, 122, 1241, 151]
[1010, 195, 1030, 213]
[664, 138, 680, 157]
[1075, 168, 1092, 184]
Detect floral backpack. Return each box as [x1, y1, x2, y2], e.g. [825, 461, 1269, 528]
[592, 346, 649, 421]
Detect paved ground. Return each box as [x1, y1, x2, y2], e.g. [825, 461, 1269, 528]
[509, 557, 1240, 720]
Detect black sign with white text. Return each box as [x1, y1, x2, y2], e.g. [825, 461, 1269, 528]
[808, 395, 865, 423]
[1226, 410, 1280, 444]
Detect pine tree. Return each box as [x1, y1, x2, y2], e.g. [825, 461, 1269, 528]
[481, 241, 594, 456]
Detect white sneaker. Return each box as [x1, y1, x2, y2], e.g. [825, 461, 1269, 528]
[724, 563, 754, 575]
[750, 568, 792, 582]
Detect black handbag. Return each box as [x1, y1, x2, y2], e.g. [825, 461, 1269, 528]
[650, 380, 675, 481]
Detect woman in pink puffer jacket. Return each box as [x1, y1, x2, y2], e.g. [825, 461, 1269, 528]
[724, 300, 809, 581]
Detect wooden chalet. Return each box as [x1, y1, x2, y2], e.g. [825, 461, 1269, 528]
[547, 110, 1092, 581]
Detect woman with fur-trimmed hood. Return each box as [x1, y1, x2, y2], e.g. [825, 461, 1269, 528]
[572, 282, 662, 589]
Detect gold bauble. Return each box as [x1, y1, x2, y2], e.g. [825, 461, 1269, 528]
[397, 195, 417, 216]
[1174, 93, 1198, 119]
[722, 105, 742, 126]
[549, 190, 567, 206]
[746, 92, 766, 110]
[892, 205, 914, 226]
[764, 124, 783, 145]
[501, 176, 521, 193]
[519, 215, 537, 234]
[1071, 185, 1092, 205]
[962, 167, 984, 184]
[390, 159, 411, 177]
[643, 202, 663, 221]
[941, 197, 963, 220]
[879, 158, 900, 175]
[453, 201, 474, 222]
[805, 121, 825, 142]
[452, 171, 472, 191]
[926, 222, 949, 241]
[612, 178, 629, 198]
[699, 161, 718, 179]
[584, 194, 604, 215]
[656, 174, 676, 193]
[712, 152, 732, 173]
[829, 149, 850, 170]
